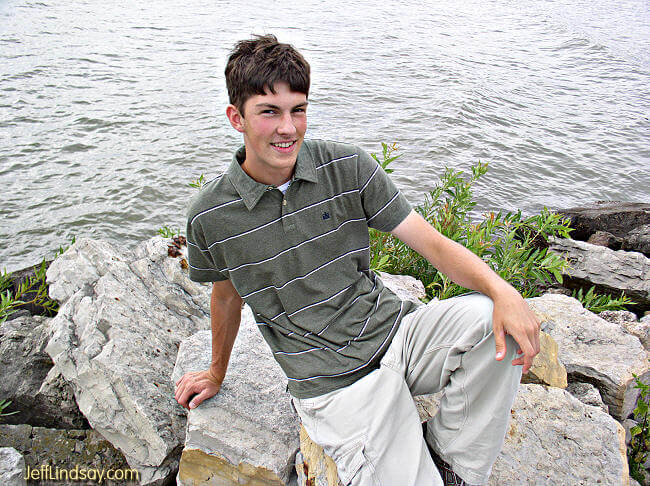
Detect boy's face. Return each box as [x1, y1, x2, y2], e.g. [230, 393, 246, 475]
[227, 82, 308, 186]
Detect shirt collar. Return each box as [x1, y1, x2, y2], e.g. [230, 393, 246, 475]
[227, 141, 318, 211]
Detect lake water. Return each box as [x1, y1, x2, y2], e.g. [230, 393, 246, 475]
[1, 0, 649, 272]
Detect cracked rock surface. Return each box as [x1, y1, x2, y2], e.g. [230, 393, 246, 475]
[489, 384, 629, 485]
[172, 309, 300, 485]
[528, 293, 649, 420]
[45, 237, 211, 484]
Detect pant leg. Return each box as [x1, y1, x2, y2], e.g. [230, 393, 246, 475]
[379, 292, 522, 485]
[293, 366, 443, 486]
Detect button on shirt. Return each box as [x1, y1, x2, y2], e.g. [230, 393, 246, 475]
[186, 139, 417, 398]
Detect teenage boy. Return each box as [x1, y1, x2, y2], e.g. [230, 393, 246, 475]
[174, 34, 540, 486]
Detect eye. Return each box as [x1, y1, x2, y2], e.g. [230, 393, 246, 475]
[261, 109, 276, 115]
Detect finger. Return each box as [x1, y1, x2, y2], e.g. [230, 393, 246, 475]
[511, 356, 525, 366]
[494, 322, 507, 361]
[189, 389, 211, 409]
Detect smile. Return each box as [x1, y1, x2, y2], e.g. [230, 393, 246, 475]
[270, 141, 296, 148]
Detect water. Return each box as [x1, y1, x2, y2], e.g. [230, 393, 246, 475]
[1, 0, 649, 272]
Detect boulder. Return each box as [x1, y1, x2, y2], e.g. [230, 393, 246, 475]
[0, 315, 87, 429]
[172, 307, 300, 485]
[0, 447, 25, 486]
[623, 224, 650, 256]
[566, 382, 608, 413]
[520, 331, 567, 388]
[528, 293, 649, 420]
[296, 426, 340, 486]
[556, 201, 650, 253]
[377, 272, 427, 304]
[548, 236, 650, 311]
[45, 237, 211, 484]
[0, 425, 132, 483]
[587, 230, 623, 250]
[600, 310, 650, 350]
[489, 384, 629, 485]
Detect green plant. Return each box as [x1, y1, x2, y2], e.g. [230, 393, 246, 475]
[0, 399, 18, 419]
[189, 174, 205, 189]
[571, 286, 636, 313]
[629, 372, 650, 483]
[368, 144, 572, 301]
[370, 142, 401, 174]
[0, 259, 59, 325]
[56, 235, 76, 257]
[158, 226, 180, 239]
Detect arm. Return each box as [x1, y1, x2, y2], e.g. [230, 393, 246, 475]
[174, 279, 243, 409]
[390, 210, 540, 373]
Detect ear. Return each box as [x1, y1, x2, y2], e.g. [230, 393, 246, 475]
[226, 104, 245, 133]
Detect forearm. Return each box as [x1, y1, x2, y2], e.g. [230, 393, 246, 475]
[208, 284, 243, 384]
[391, 211, 513, 300]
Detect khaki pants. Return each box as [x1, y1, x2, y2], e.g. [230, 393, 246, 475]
[292, 293, 522, 485]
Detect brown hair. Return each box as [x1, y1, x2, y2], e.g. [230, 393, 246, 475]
[225, 34, 310, 116]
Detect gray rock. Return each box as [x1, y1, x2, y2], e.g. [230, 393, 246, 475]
[489, 384, 629, 485]
[377, 272, 427, 305]
[0, 315, 87, 429]
[527, 293, 649, 421]
[45, 237, 211, 484]
[172, 305, 300, 485]
[0, 447, 25, 486]
[623, 224, 650, 256]
[0, 425, 132, 484]
[566, 382, 608, 413]
[601, 310, 650, 350]
[548, 236, 650, 311]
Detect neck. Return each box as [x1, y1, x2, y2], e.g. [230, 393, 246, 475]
[240, 159, 294, 187]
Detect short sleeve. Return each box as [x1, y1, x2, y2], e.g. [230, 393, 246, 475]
[186, 215, 229, 282]
[356, 148, 412, 232]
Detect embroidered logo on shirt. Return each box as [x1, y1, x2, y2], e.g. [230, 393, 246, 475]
[322, 212, 330, 220]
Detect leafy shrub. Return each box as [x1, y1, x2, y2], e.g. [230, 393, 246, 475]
[571, 286, 636, 313]
[629, 372, 650, 483]
[0, 259, 59, 325]
[368, 145, 572, 301]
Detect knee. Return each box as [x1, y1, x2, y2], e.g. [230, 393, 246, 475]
[466, 293, 494, 335]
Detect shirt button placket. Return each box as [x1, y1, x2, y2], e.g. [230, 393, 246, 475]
[282, 190, 295, 232]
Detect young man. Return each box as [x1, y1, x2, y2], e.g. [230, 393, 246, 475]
[174, 34, 540, 486]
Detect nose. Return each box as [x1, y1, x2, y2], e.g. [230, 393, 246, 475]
[277, 112, 297, 136]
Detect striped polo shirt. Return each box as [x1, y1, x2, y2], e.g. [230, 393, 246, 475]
[186, 139, 418, 398]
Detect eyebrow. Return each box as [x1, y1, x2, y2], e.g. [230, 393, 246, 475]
[255, 101, 309, 110]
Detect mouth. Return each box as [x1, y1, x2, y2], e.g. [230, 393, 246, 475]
[270, 140, 297, 153]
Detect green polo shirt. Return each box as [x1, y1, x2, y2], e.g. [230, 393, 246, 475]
[186, 139, 418, 398]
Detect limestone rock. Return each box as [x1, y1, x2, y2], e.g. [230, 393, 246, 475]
[173, 307, 300, 486]
[0, 447, 25, 486]
[548, 236, 650, 311]
[520, 331, 567, 388]
[0, 425, 132, 483]
[296, 426, 340, 486]
[527, 293, 649, 420]
[45, 237, 211, 484]
[566, 382, 608, 413]
[377, 272, 426, 304]
[601, 310, 650, 350]
[0, 315, 87, 429]
[489, 384, 630, 485]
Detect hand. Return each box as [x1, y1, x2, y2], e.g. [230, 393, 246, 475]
[491, 286, 541, 374]
[174, 369, 222, 410]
